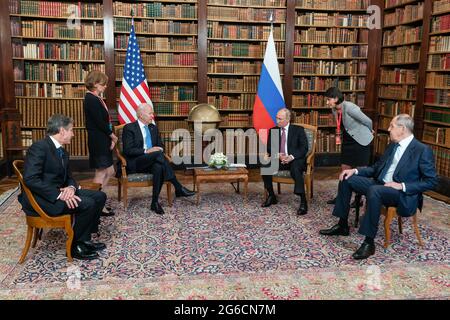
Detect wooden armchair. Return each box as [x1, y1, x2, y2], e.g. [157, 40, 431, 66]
[114, 124, 173, 208]
[13, 160, 74, 263]
[269, 123, 317, 200]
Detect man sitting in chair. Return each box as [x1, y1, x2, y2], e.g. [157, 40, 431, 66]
[261, 108, 309, 215]
[19, 114, 107, 260]
[319, 114, 438, 260]
[122, 103, 195, 215]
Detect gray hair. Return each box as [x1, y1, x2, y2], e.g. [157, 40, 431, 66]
[46, 114, 73, 135]
[136, 103, 153, 117]
[394, 114, 414, 133]
[279, 108, 291, 121]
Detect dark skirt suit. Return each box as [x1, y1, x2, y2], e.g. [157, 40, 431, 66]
[84, 92, 113, 169]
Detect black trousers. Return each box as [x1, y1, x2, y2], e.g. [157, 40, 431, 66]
[134, 151, 176, 203]
[333, 175, 401, 239]
[65, 189, 106, 242]
[261, 158, 306, 196]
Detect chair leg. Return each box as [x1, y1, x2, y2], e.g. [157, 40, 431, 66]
[65, 221, 74, 262]
[384, 208, 394, 249]
[398, 216, 403, 234]
[277, 182, 281, 194]
[412, 214, 423, 247]
[19, 226, 33, 264]
[31, 227, 39, 248]
[123, 183, 128, 208]
[167, 183, 173, 207]
[305, 174, 311, 200]
[118, 180, 122, 201]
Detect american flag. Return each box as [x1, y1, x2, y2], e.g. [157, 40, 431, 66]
[118, 23, 153, 124]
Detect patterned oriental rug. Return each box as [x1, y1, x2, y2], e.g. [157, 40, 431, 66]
[0, 180, 449, 299]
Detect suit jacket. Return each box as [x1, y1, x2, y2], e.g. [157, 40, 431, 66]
[266, 124, 308, 165]
[332, 101, 373, 146]
[122, 121, 164, 173]
[357, 138, 438, 216]
[18, 137, 78, 216]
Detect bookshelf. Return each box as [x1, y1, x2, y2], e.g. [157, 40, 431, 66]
[113, 0, 198, 155]
[422, 0, 450, 178]
[8, 0, 105, 158]
[293, 0, 370, 159]
[375, 0, 425, 155]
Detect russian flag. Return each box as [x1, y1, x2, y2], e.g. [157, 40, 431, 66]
[252, 27, 285, 145]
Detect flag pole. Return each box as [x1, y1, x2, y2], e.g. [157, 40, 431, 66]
[131, 7, 134, 26]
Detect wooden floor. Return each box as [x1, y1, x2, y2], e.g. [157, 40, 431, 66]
[2, 167, 449, 203]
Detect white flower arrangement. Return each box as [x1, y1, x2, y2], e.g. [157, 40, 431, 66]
[208, 152, 229, 169]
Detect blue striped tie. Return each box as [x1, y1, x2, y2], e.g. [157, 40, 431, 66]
[144, 125, 152, 149]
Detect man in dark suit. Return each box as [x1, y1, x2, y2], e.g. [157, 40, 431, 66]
[320, 114, 438, 259]
[122, 103, 194, 215]
[261, 108, 309, 215]
[19, 114, 107, 260]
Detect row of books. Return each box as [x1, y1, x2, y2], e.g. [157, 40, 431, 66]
[431, 14, 450, 33]
[221, 114, 252, 127]
[384, 3, 424, 27]
[12, 42, 104, 61]
[294, 111, 336, 126]
[10, 0, 103, 18]
[207, 94, 255, 110]
[116, 52, 197, 67]
[294, 45, 367, 58]
[208, 42, 285, 58]
[114, 18, 197, 35]
[294, 76, 366, 91]
[380, 68, 418, 84]
[433, 0, 450, 14]
[18, 62, 104, 82]
[385, 0, 418, 9]
[292, 92, 365, 108]
[296, 0, 368, 10]
[294, 60, 367, 75]
[115, 66, 197, 82]
[296, 13, 368, 27]
[424, 89, 449, 105]
[114, 36, 197, 51]
[381, 45, 420, 64]
[157, 120, 190, 132]
[113, 2, 197, 19]
[378, 115, 396, 131]
[154, 103, 191, 117]
[424, 108, 450, 124]
[210, 0, 286, 6]
[428, 53, 450, 70]
[208, 60, 270, 74]
[15, 83, 86, 98]
[426, 72, 450, 88]
[429, 36, 450, 53]
[208, 22, 286, 40]
[295, 28, 368, 43]
[17, 97, 85, 128]
[15, 20, 103, 39]
[378, 100, 415, 117]
[207, 6, 285, 22]
[207, 77, 259, 92]
[374, 133, 389, 155]
[379, 85, 417, 100]
[382, 25, 422, 46]
[314, 130, 341, 153]
[430, 145, 450, 177]
[129, 85, 197, 101]
[423, 124, 450, 147]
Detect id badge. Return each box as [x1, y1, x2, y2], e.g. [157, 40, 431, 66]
[336, 135, 341, 145]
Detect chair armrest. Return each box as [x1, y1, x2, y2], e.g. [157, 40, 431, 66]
[164, 153, 172, 163]
[305, 151, 315, 175]
[114, 146, 129, 178]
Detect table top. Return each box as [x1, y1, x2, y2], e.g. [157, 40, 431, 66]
[194, 167, 248, 176]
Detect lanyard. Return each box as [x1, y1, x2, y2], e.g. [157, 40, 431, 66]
[88, 91, 112, 123]
[336, 109, 342, 135]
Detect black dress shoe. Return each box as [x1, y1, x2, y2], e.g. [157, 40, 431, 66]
[101, 209, 115, 217]
[71, 242, 99, 260]
[175, 186, 195, 197]
[262, 195, 278, 207]
[319, 224, 350, 236]
[326, 197, 336, 205]
[81, 240, 106, 252]
[352, 242, 375, 260]
[151, 202, 165, 215]
[297, 202, 308, 215]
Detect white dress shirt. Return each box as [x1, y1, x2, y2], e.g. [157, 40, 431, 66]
[383, 134, 414, 185]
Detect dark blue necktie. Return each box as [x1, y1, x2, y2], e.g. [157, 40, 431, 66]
[378, 143, 399, 182]
[56, 147, 63, 158]
[144, 125, 153, 149]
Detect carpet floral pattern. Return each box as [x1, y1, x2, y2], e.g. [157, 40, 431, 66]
[0, 180, 449, 299]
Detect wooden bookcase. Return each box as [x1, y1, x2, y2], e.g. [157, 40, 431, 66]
[293, 0, 370, 163]
[375, 0, 425, 154]
[8, 0, 105, 159]
[422, 0, 450, 178]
